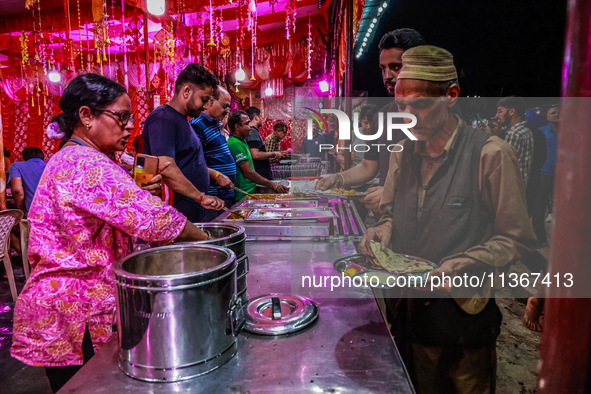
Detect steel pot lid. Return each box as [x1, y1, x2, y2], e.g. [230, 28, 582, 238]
[243, 294, 318, 335]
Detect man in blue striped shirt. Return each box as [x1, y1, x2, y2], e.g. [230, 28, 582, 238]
[191, 86, 237, 221]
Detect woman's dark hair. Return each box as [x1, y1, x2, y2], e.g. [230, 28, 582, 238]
[55, 73, 127, 138]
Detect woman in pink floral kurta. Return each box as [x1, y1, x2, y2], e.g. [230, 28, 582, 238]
[11, 144, 187, 365]
[10, 73, 211, 391]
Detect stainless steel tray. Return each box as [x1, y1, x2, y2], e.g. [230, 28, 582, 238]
[309, 189, 366, 199]
[238, 200, 319, 209]
[245, 208, 336, 221]
[248, 194, 320, 200]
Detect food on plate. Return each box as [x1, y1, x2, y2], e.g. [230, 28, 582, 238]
[227, 209, 249, 220]
[327, 188, 357, 195]
[344, 268, 357, 276]
[250, 194, 275, 199]
[369, 241, 434, 274]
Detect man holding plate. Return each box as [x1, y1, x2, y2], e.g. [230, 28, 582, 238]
[359, 46, 536, 393]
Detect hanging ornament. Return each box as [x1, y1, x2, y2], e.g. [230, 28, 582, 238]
[307, 14, 313, 79]
[207, 0, 217, 47]
[285, 0, 296, 40]
[220, 36, 231, 58]
[269, 0, 278, 14]
[19, 31, 29, 82]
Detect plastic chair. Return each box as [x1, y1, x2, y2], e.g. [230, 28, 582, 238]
[0, 209, 24, 301]
[19, 219, 30, 279]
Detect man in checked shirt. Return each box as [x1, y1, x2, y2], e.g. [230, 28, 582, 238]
[496, 96, 535, 187]
[264, 121, 289, 163]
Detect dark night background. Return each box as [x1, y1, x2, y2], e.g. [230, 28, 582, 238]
[352, 0, 568, 99]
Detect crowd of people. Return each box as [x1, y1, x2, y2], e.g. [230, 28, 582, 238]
[7, 65, 291, 392]
[3, 26, 560, 394]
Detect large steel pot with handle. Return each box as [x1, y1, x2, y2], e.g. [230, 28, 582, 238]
[113, 244, 244, 382]
[189, 223, 249, 308]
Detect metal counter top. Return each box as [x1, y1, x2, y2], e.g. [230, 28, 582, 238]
[60, 233, 414, 393]
[219, 196, 367, 241]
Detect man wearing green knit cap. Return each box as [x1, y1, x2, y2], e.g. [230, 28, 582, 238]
[360, 45, 537, 393]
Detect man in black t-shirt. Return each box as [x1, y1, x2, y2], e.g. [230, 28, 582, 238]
[316, 29, 425, 211]
[245, 106, 284, 180]
[143, 63, 224, 222]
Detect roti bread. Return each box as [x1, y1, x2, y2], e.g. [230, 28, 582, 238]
[370, 241, 434, 274]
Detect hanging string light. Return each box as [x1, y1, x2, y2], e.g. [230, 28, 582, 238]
[35, 0, 46, 75]
[19, 31, 29, 96]
[235, 0, 246, 88]
[76, 0, 85, 70]
[121, 0, 129, 89]
[248, 0, 257, 80]
[28, 0, 43, 112]
[105, 0, 112, 68]
[307, 14, 312, 79]
[65, 0, 75, 70]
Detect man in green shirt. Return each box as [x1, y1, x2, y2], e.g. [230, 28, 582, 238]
[227, 110, 289, 201]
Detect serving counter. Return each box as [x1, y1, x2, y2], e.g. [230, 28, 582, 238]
[59, 197, 415, 393]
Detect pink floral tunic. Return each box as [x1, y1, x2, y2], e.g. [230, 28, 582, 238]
[11, 145, 187, 366]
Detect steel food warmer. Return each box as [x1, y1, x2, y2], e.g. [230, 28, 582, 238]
[59, 195, 414, 393]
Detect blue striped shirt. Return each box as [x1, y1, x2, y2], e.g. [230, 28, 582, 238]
[191, 113, 236, 200]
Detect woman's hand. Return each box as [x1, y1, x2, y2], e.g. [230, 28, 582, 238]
[199, 195, 225, 210]
[176, 220, 209, 242]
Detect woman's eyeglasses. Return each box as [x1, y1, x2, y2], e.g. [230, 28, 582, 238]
[95, 109, 132, 125]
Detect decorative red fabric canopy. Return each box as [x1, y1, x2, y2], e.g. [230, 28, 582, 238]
[0, 0, 332, 161]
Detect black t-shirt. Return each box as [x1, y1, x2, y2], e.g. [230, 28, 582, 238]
[143, 104, 209, 222]
[363, 101, 406, 186]
[246, 126, 273, 180]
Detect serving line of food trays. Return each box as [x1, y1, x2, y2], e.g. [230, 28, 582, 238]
[215, 194, 367, 241]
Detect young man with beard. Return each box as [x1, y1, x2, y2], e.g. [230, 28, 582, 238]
[143, 63, 224, 222]
[316, 28, 425, 211]
[496, 96, 535, 188]
[360, 46, 536, 393]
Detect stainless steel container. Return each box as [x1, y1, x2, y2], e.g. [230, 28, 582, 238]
[192, 223, 246, 258]
[113, 244, 244, 382]
[190, 223, 249, 307]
